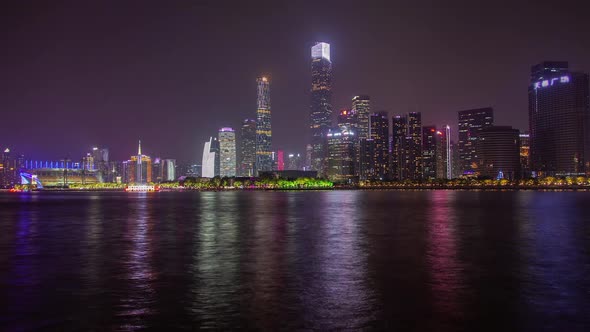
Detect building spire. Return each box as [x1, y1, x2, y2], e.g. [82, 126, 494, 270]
[138, 140, 142, 156]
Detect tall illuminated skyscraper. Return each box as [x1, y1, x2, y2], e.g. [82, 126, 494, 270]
[407, 112, 422, 180]
[256, 76, 272, 174]
[391, 115, 407, 180]
[370, 112, 389, 180]
[202, 137, 219, 178]
[352, 95, 370, 140]
[445, 125, 452, 179]
[422, 126, 437, 180]
[310, 42, 332, 176]
[219, 127, 236, 177]
[327, 126, 356, 182]
[129, 140, 152, 183]
[529, 61, 590, 176]
[162, 159, 176, 181]
[458, 107, 494, 175]
[239, 119, 256, 177]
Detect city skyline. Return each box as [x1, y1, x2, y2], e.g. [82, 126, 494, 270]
[2, 1, 590, 163]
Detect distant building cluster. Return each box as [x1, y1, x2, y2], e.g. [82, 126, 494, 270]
[2, 49, 589, 188]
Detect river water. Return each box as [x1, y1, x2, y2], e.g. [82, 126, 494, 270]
[0, 190, 589, 331]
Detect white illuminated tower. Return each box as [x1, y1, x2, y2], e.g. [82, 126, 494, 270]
[446, 125, 452, 179]
[136, 140, 142, 183]
[202, 137, 217, 178]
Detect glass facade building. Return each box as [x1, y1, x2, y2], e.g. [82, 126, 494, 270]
[256, 76, 272, 175]
[327, 126, 356, 182]
[219, 127, 236, 177]
[528, 61, 590, 176]
[352, 95, 370, 140]
[239, 119, 256, 177]
[458, 107, 494, 175]
[310, 42, 332, 176]
[478, 126, 521, 180]
[370, 112, 389, 180]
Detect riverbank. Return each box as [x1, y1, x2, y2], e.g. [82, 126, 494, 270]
[11, 185, 590, 192]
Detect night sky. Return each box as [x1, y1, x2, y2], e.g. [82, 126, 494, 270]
[2, 0, 589, 163]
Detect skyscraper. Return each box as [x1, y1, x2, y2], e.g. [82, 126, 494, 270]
[327, 126, 356, 182]
[359, 139, 375, 180]
[129, 141, 152, 184]
[310, 42, 332, 175]
[352, 95, 370, 140]
[337, 109, 358, 131]
[370, 112, 389, 180]
[391, 115, 407, 180]
[528, 61, 590, 176]
[478, 126, 521, 180]
[162, 159, 176, 181]
[152, 158, 162, 182]
[422, 126, 437, 180]
[202, 137, 219, 178]
[219, 127, 236, 177]
[256, 76, 272, 175]
[287, 153, 302, 170]
[458, 107, 494, 176]
[238, 119, 256, 177]
[444, 125, 452, 179]
[407, 112, 422, 180]
[519, 132, 530, 178]
[91, 147, 109, 182]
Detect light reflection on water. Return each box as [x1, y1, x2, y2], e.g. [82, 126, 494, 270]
[118, 194, 156, 330]
[0, 190, 589, 331]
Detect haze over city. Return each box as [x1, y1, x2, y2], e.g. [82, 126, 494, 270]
[3, 0, 589, 162]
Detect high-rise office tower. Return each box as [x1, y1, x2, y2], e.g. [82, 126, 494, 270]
[0, 148, 20, 187]
[162, 159, 176, 181]
[202, 137, 219, 178]
[91, 147, 109, 182]
[287, 153, 302, 170]
[391, 115, 407, 180]
[529, 61, 590, 176]
[129, 141, 152, 184]
[219, 127, 236, 177]
[310, 42, 332, 175]
[478, 126, 521, 180]
[359, 139, 375, 180]
[327, 126, 356, 182]
[256, 76, 272, 175]
[422, 126, 437, 180]
[305, 144, 313, 171]
[407, 112, 422, 180]
[519, 132, 530, 178]
[337, 109, 358, 131]
[442, 125, 452, 179]
[458, 107, 494, 176]
[239, 119, 256, 177]
[338, 109, 365, 178]
[152, 158, 163, 182]
[370, 112, 389, 180]
[352, 95, 370, 140]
